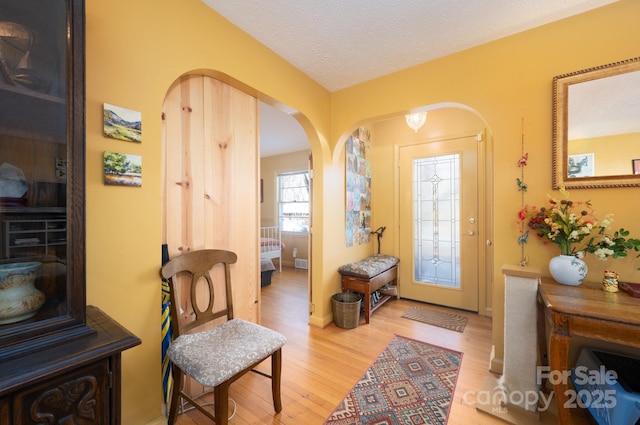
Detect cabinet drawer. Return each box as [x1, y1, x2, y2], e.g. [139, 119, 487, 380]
[12, 360, 110, 424]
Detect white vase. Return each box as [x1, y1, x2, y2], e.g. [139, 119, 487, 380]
[549, 255, 587, 286]
[0, 262, 45, 324]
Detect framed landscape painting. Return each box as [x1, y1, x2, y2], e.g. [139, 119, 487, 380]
[103, 151, 142, 187]
[103, 103, 142, 143]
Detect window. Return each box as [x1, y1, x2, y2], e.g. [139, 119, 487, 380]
[278, 171, 310, 232]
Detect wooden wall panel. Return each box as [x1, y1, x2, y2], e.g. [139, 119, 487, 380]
[162, 75, 259, 324]
[202, 78, 260, 321]
[227, 83, 259, 322]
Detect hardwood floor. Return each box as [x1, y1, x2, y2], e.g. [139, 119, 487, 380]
[172, 267, 554, 424]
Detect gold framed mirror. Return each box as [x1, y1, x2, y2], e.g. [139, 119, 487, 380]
[552, 57, 640, 189]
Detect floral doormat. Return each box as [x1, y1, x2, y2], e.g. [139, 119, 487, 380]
[323, 335, 462, 425]
[401, 307, 468, 333]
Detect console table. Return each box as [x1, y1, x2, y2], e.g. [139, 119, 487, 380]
[537, 279, 640, 425]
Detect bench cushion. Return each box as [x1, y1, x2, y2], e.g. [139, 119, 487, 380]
[338, 254, 399, 279]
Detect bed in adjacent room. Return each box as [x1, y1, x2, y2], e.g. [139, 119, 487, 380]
[260, 226, 284, 272]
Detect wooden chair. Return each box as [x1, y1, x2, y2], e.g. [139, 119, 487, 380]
[161, 249, 286, 424]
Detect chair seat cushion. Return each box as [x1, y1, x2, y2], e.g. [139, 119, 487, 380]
[168, 318, 287, 387]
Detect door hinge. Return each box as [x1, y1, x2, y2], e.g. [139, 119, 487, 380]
[476, 132, 483, 142]
[308, 303, 315, 313]
[108, 370, 113, 389]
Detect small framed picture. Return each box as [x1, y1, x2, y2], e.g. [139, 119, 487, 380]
[633, 159, 640, 175]
[567, 153, 595, 178]
[103, 103, 142, 143]
[103, 151, 142, 187]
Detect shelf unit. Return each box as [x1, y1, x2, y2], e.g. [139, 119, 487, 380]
[2, 213, 66, 259]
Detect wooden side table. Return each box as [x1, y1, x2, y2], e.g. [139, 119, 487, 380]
[537, 279, 640, 424]
[341, 265, 398, 323]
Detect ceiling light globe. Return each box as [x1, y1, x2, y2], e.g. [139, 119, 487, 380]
[405, 112, 427, 132]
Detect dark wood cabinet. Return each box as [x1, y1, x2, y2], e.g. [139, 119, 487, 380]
[0, 306, 140, 425]
[0, 2, 141, 423]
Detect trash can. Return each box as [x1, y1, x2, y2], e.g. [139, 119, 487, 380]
[332, 292, 362, 329]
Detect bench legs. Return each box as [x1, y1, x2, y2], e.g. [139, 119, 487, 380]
[363, 292, 371, 324]
[361, 288, 396, 323]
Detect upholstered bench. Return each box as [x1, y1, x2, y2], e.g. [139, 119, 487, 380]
[338, 254, 400, 324]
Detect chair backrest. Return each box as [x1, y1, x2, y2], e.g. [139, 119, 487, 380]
[161, 249, 238, 337]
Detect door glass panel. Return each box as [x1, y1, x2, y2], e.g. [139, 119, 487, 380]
[413, 154, 460, 287]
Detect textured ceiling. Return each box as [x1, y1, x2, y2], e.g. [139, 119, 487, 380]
[200, 0, 619, 156]
[202, 0, 616, 92]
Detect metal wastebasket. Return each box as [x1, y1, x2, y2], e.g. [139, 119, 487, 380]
[332, 292, 361, 329]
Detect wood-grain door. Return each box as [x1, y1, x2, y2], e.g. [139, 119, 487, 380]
[162, 75, 260, 323]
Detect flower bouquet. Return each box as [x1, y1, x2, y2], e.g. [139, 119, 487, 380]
[519, 187, 640, 285]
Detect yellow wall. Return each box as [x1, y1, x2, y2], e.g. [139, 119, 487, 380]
[332, 0, 640, 373]
[84, 0, 640, 422]
[85, 1, 330, 423]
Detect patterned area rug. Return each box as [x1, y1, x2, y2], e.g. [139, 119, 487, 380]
[324, 335, 462, 425]
[401, 307, 468, 333]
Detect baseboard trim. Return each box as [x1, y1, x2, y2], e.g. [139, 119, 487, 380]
[489, 344, 504, 375]
[308, 314, 330, 328]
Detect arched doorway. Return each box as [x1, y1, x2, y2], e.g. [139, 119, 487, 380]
[367, 105, 493, 316]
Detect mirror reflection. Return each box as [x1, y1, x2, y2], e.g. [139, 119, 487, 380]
[552, 57, 640, 189]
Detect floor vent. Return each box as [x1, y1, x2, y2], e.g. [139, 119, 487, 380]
[294, 259, 308, 269]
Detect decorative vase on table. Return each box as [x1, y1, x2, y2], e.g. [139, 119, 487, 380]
[549, 255, 587, 286]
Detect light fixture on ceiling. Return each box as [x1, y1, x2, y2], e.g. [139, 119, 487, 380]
[405, 111, 427, 132]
